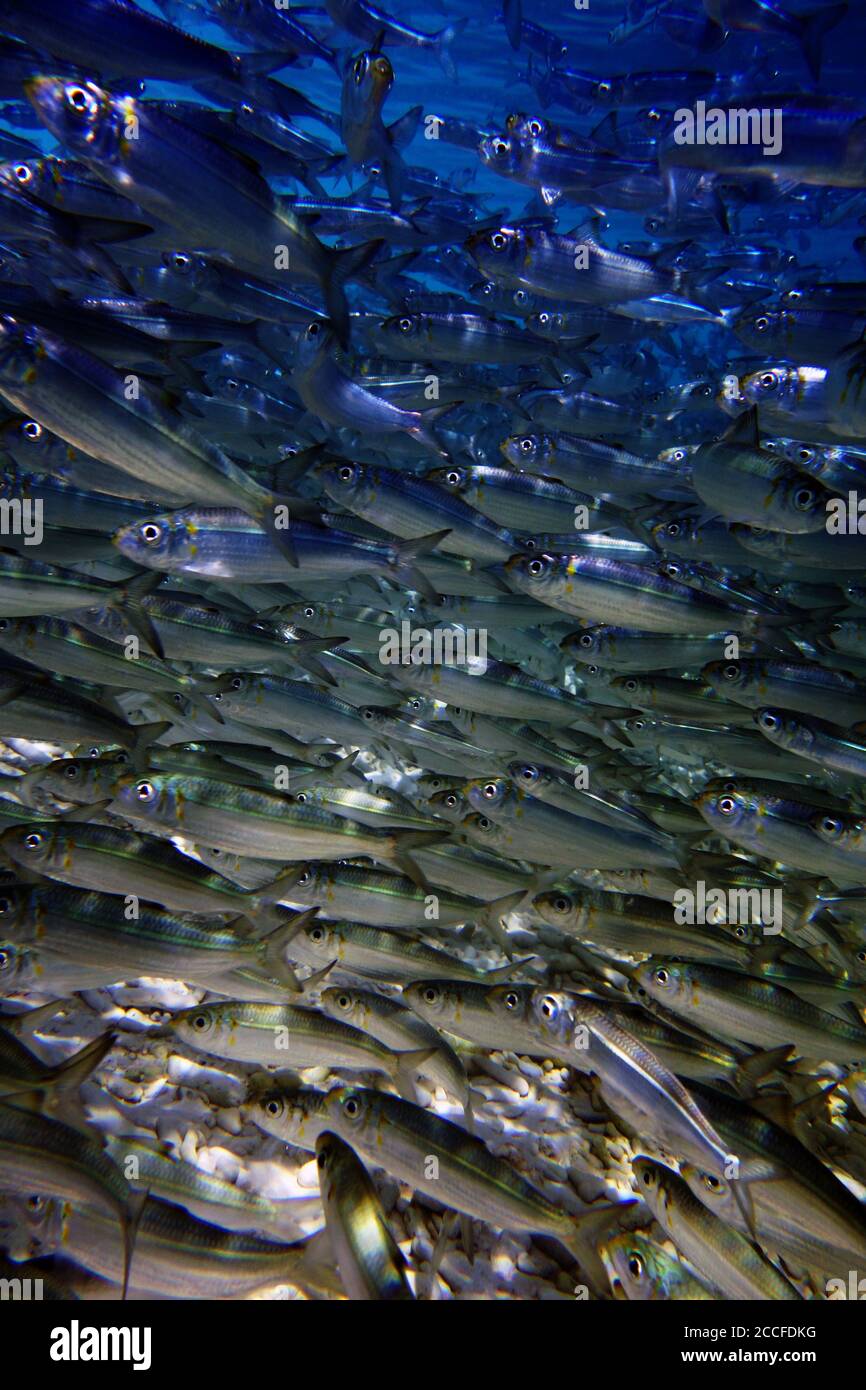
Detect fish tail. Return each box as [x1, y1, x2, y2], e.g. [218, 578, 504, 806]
[434, 17, 468, 79]
[255, 912, 303, 993]
[258, 495, 299, 568]
[130, 720, 172, 772]
[391, 1045, 438, 1100]
[108, 570, 165, 660]
[324, 239, 386, 349]
[121, 1187, 149, 1302]
[387, 828, 450, 887]
[798, 3, 847, 81]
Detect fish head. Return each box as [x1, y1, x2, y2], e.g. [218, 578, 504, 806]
[378, 312, 424, 350]
[732, 305, 783, 349]
[651, 515, 697, 550]
[632, 959, 692, 1012]
[771, 473, 826, 531]
[342, 49, 393, 124]
[111, 770, 173, 829]
[631, 1156, 668, 1216]
[243, 1078, 320, 1145]
[291, 914, 340, 962]
[112, 511, 193, 572]
[25, 77, 119, 162]
[0, 316, 43, 389]
[500, 432, 548, 469]
[678, 1162, 736, 1220]
[209, 672, 256, 719]
[428, 787, 468, 821]
[754, 706, 811, 755]
[0, 821, 60, 874]
[0, 883, 35, 937]
[529, 987, 576, 1051]
[314, 458, 367, 507]
[464, 225, 523, 279]
[504, 550, 559, 598]
[294, 318, 335, 370]
[740, 365, 788, 408]
[402, 979, 461, 1027]
[323, 1083, 377, 1142]
[533, 887, 584, 930]
[0, 940, 38, 990]
[729, 522, 787, 558]
[701, 658, 750, 701]
[809, 809, 854, 849]
[0, 1192, 60, 1261]
[479, 134, 523, 179]
[508, 760, 546, 794]
[486, 982, 536, 1030]
[425, 464, 468, 496]
[466, 776, 510, 815]
[693, 785, 754, 835]
[320, 986, 368, 1030]
[170, 1002, 225, 1052]
[601, 1232, 664, 1301]
[561, 628, 603, 663]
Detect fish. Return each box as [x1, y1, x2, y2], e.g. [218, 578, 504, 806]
[0, 0, 865, 1309]
[315, 1130, 414, 1299]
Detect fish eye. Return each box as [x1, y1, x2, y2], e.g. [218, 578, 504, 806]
[352, 56, 365, 81]
[170, 252, 191, 270]
[754, 317, 769, 332]
[632, 719, 645, 730]
[703, 1174, 721, 1191]
[362, 709, 374, 722]
[446, 470, 461, 485]
[309, 926, 325, 942]
[627, 1255, 643, 1278]
[482, 782, 498, 798]
[225, 378, 239, 392]
[759, 372, 777, 388]
[666, 522, 681, 537]
[624, 679, 638, 692]
[819, 816, 843, 838]
[537, 312, 549, 325]
[654, 968, 669, 986]
[444, 794, 458, 807]
[295, 792, 306, 803]
[338, 465, 353, 481]
[398, 317, 412, 332]
[641, 1168, 653, 1186]
[492, 139, 510, 156]
[553, 896, 570, 912]
[646, 108, 661, 122]
[664, 562, 681, 577]
[297, 870, 310, 885]
[477, 816, 492, 829]
[64, 763, 80, 778]
[230, 677, 243, 690]
[140, 523, 162, 544]
[307, 321, 321, 337]
[343, 1094, 360, 1117]
[373, 58, 390, 76]
[64, 84, 96, 116]
[503, 991, 520, 1009]
[793, 486, 815, 510]
[336, 994, 351, 1009]
[797, 447, 813, 463]
[672, 449, 685, 462]
[722, 664, 740, 680]
[0, 897, 10, 913]
[135, 780, 155, 800]
[759, 711, 780, 732]
[527, 119, 542, 136]
[22, 421, 41, 439]
[527, 558, 545, 576]
[490, 232, 507, 251]
[597, 81, 612, 95]
[26, 1195, 45, 1211]
[539, 994, 558, 1020]
[717, 796, 737, 815]
[265, 1098, 281, 1116]
[304, 606, 315, 618]
[13, 165, 31, 183]
[191, 1013, 209, 1030]
[23, 833, 43, 850]
[578, 633, 594, 648]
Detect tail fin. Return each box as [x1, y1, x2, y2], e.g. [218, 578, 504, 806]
[131, 720, 171, 771]
[435, 18, 468, 79]
[324, 239, 385, 349]
[799, 2, 847, 81]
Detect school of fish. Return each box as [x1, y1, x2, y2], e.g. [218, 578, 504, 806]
[0, 0, 864, 1303]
